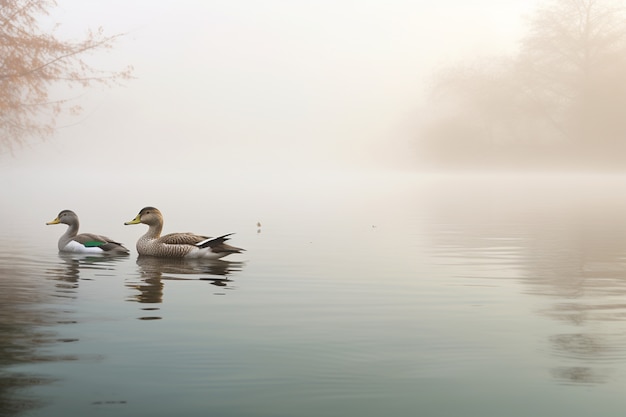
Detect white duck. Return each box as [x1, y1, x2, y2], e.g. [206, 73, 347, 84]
[47, 210, 130, 255]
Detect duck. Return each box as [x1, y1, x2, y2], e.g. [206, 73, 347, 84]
[124, 207, 244, 259]
[46, 210, 130, 255]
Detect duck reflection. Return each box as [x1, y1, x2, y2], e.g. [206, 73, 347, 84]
[46, 252, 128, 299]
[127, 256, 244, 305]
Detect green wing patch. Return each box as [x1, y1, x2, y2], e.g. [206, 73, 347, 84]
[84, 240, 105, 247]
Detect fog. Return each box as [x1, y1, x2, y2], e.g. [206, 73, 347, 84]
[2, 0, 539, 176]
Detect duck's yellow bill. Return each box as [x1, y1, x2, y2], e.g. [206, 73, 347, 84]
[46, 217, 60, 225]
[124, 215, 141, 225]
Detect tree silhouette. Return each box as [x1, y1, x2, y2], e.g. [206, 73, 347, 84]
[420, 0, 626, 170]
[0, 0, 132, 153]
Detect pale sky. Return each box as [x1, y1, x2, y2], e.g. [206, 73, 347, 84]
[4, 0, 539, 175]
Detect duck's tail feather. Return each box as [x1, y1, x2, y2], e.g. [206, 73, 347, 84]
[196, 233, 244, 254]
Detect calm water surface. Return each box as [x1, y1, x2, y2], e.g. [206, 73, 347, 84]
[2, 173, 626, 416]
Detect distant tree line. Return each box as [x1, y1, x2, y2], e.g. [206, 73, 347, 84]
[419, 0, 626, 170]
[0, 0, 132, 154]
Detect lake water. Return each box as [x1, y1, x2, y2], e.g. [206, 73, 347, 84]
[3, 171, 626, 416]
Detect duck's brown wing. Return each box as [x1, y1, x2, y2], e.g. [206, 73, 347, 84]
[158, 232, 209, 246]
[74, 233, 129, 253]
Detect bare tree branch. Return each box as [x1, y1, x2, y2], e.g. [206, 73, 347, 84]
[0, 0, 133, 152]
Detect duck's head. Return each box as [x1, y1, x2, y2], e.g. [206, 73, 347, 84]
[46, 210, 78, 226]
[125, 207, 163, 226]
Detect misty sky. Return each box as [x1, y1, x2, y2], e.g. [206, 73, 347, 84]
[4, 0, 539, 175]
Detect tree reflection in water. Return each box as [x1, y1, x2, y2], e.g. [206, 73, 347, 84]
[0, 285, 57, 416]
[0, 253, 68, 415]
[423, 177, 626, 385]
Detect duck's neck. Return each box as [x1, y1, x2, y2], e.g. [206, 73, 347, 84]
[64, 221, 79, 239]
[58, 221, 79, 250]
[143, 223, 163, 239]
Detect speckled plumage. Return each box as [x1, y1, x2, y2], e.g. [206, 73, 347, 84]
[124, 207, 244, 259]
[46, 210, 130, 255]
